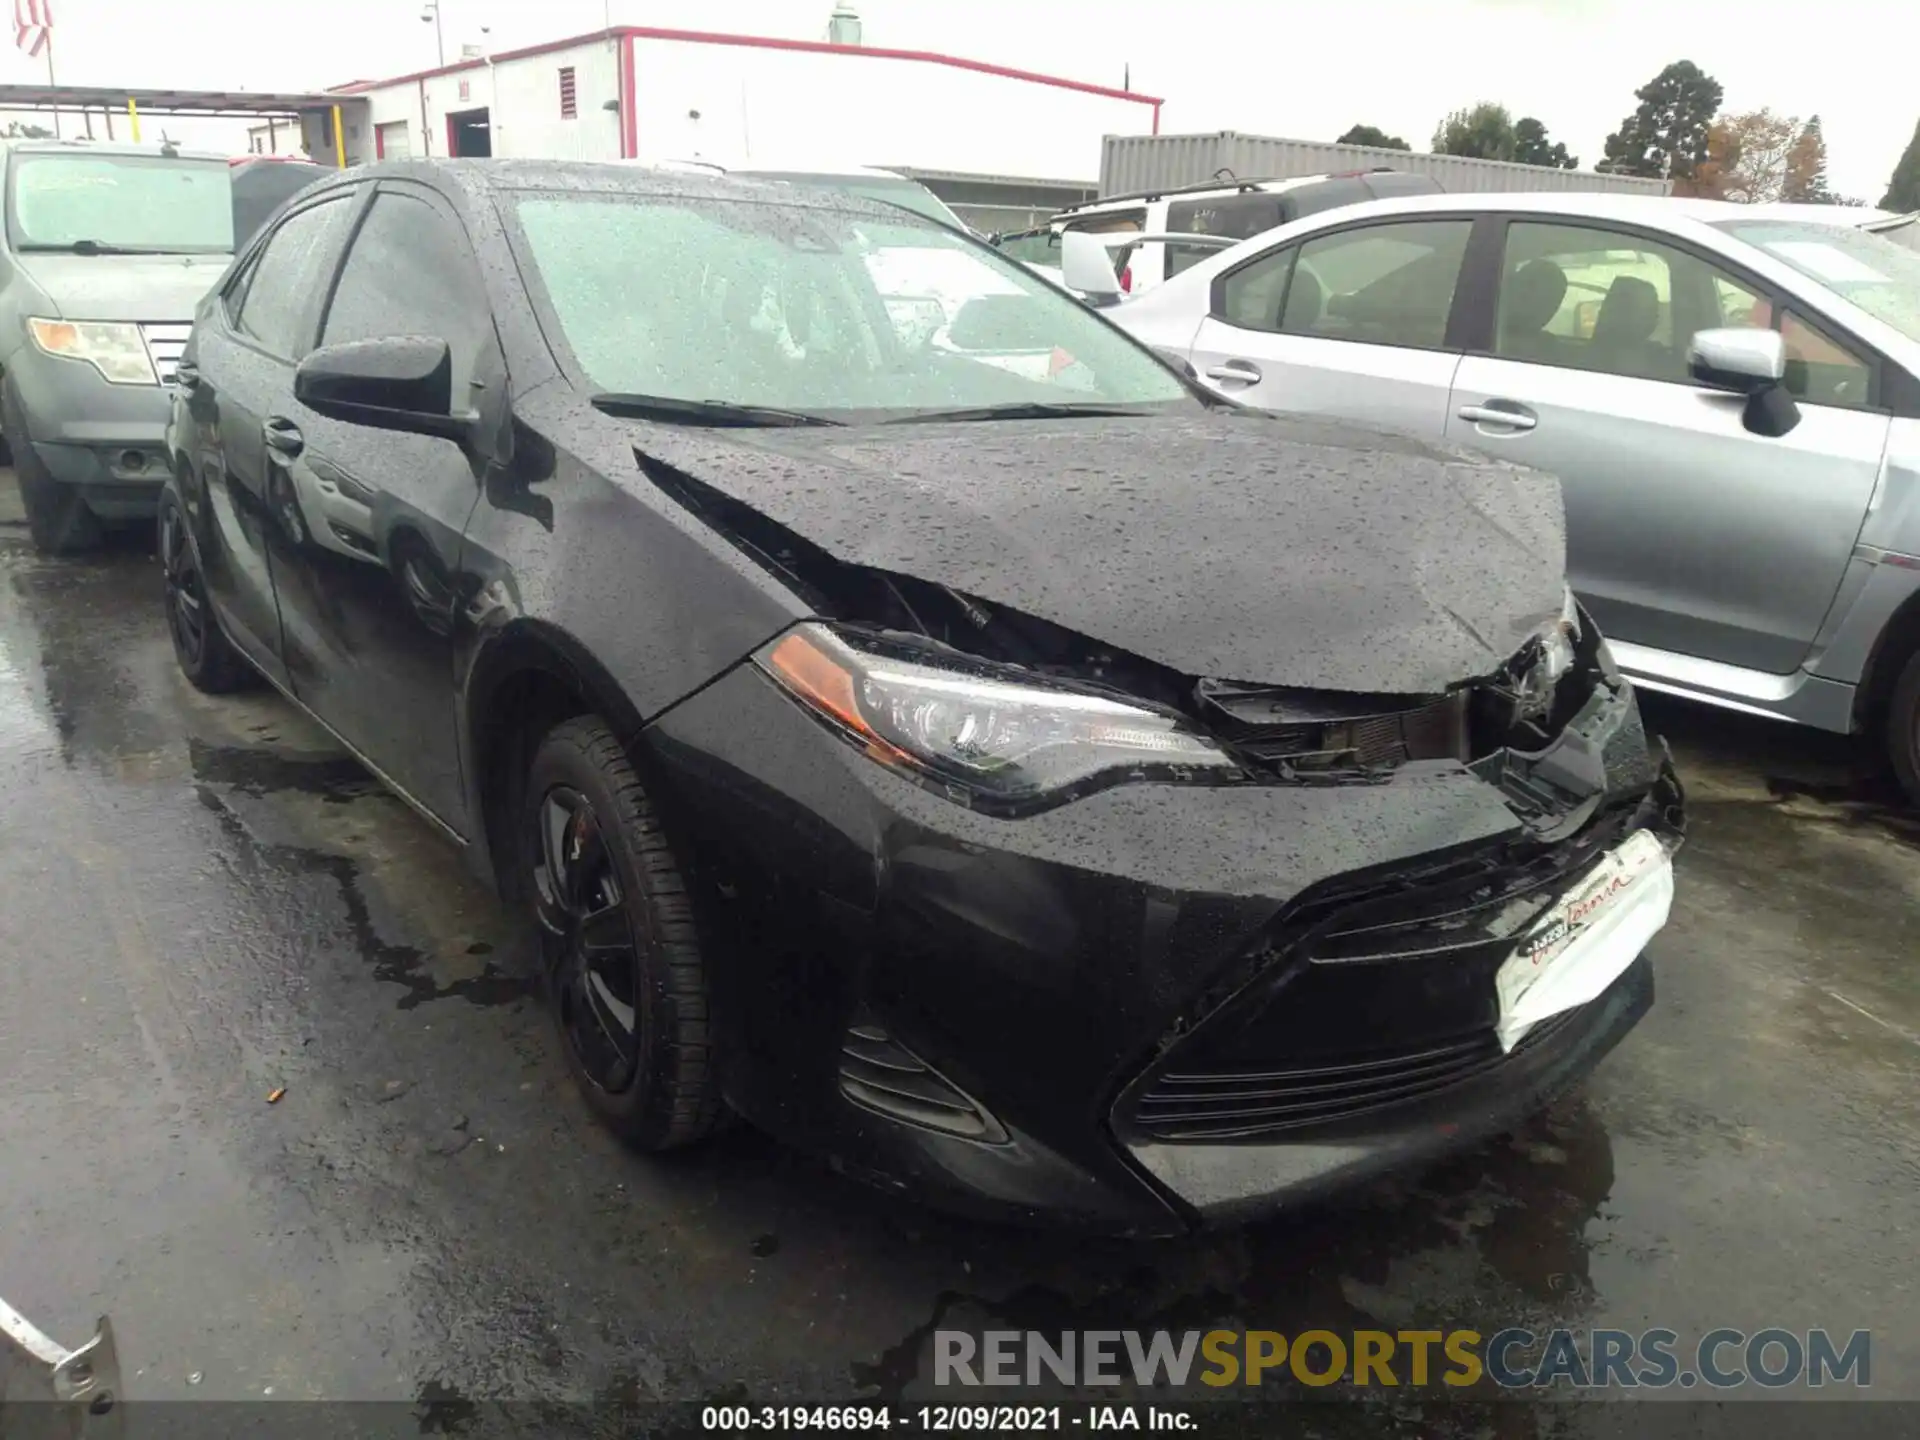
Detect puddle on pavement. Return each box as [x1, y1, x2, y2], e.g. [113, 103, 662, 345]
[193, 778, 533, 1011]
[189, 737, 384, 802]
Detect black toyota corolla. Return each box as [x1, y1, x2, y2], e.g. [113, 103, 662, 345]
[161, 159, 1684, 1235]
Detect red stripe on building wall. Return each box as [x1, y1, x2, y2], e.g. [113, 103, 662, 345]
[332, 24, 1162, 112]
[621, 31, 638, 159]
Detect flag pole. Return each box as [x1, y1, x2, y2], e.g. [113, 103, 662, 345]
[44, 27, 62, 138]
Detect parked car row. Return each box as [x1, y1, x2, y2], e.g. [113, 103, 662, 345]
[133, 156, 1689, 1233]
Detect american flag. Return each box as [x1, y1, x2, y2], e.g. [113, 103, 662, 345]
[14, 0, 52, 58]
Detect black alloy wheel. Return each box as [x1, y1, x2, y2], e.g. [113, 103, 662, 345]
[534, 784, 643, 1096]
[524, 716, 722, 1149]
[159, 491, 253, 693]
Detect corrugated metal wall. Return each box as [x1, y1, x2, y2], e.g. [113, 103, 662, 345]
[1101, 132, 1673, 198]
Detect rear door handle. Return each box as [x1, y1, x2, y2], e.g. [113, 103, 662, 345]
[262, 416, 305, 458]
[1457, 402, 1537, 431]
[1204, 359, 1263, 385]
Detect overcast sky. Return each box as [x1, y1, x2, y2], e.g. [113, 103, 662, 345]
[9, 0, 1913, 202]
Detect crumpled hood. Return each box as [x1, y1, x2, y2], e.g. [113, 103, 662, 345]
[15, 252, 229, 322]
[629, 411, 1568, 693]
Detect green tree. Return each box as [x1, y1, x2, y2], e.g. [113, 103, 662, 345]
[1783, 115, 1836, 202]
[1599, 60, 1723, 182]
[1882, 117, 1920, 211]
[1513, 117, 1577, 169]
[1337, 124, 1410, 151]
[1432, 103, 1517, 162]
[3, 121, 54, 139]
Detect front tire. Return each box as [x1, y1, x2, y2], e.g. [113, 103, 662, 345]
[1886, 647, 1920, 806]
[525, 716, 722, 1150]
[4, 377, 101, 554]
[159, 489, 254, 693]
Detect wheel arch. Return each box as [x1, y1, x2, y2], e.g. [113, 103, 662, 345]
[1853, 581, 1920, 737]
[462, 619, 653, 900]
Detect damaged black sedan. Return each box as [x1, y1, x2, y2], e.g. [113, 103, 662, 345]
[161, 160, 1685, 1234]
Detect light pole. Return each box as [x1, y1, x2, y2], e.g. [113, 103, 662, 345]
[421, 0, 446, 67]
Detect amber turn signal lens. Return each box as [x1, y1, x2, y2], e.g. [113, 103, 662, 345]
[764, 630, 912, 765]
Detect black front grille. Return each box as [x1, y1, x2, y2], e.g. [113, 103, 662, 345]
[839, 1023, 1008, 1143]
[1131, 1006, 1585, 1140]
[1119, 811, 1640, 1144]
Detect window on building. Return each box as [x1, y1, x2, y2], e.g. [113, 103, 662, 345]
[559, 66, 578, 119]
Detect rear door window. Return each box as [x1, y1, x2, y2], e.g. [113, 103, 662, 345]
[232, 194, 356, 359]
[1279, 219, 1472, 348]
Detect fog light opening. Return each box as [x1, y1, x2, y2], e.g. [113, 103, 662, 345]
[119, 449, 148, 474]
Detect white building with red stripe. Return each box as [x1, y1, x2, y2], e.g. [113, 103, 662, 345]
[270, 23, 1160, 185]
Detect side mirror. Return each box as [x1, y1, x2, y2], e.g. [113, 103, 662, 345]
[1687, 327, 1785, 394]
[1060, 230, 1123, 302]
[294, 336, 473, 442]
[1687, 327, 1800, 437]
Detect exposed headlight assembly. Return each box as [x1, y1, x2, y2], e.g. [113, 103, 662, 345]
[27, 318, 158, 385]
[756, 623, 1239, 810]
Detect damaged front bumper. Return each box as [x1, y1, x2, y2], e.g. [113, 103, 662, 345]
[1, 1296, 121, 1437]
[644, 639, 1687, 1234]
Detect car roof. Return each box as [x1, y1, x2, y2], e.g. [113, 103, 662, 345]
[0, 137, 228, 162]
[298, 156, 932, 224]
[1236, 188, 1902, 230]
[735, 165, 909, 182]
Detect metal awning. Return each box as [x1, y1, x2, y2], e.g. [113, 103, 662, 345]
[0, 84, 364, 119]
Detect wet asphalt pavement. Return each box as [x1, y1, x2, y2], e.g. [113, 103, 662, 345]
[1, 472, 1916, 1432]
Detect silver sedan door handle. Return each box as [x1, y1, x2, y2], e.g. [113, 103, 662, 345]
[1204, 359, 1263, 386]
[1457, 403, 1537, 431]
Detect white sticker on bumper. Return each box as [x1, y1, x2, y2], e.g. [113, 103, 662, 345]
[1495, 829, 1674, 1053]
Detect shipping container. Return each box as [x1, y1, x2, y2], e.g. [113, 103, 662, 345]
[1100, 132, 1672, 199]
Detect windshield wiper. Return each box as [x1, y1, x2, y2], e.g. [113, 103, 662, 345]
[18, 239, 159, 256]
[590, 393, 843, 427]
[881, 401, 1157, 425]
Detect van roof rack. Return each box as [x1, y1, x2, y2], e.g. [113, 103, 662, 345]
[1057, 167, 1404, 213]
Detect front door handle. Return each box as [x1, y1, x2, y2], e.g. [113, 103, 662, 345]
[262, 416, 305, 458]
[1457, 402, 1537, 431]
[1203, 359, 1263, 386]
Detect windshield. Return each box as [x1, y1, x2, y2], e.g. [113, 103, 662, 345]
[509, 190, 1194, 421]
[8, 152, 233, 253]
[1714, 218, 1920, 345]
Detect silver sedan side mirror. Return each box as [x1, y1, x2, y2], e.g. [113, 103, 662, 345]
[1688, 327, 1786, 394]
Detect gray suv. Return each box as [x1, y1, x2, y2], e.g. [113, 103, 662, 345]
[1101, 192, 1920, 801]
[0, 138, 233, 552]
